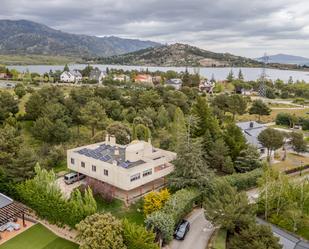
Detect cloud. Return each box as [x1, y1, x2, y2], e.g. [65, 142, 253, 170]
[0, 0, 309, 57]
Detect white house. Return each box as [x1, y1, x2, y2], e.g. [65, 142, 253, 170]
[89, 68, 107, 84]
[60, 70, 82, 83]
[113, 74, 130, 82]
[67, 135, 176, 203]
[199, 80, 215, 93]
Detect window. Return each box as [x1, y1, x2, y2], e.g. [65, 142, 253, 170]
[92, 165, 96, 172]
[71, 158, 75, 165]
[104, 169, 108, 176]
[130, 173, 140, 182]
[81, 162, 85, 168]
[143, 169, 152, 177]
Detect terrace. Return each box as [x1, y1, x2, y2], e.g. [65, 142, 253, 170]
[0, 193, 33, 245]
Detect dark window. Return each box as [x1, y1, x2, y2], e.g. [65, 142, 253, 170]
[92, 165, 96, 172]
[81, 162, 85, 168]
[130, 173, 140, 182]
[71, 158, 75, 164]
[104, 169, 108, 176]
[143, 169, 152, 177]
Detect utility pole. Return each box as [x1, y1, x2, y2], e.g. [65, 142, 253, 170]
[259, 53, 269, 97]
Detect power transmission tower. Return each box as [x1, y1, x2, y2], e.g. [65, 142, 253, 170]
[259, 53, 269, 97]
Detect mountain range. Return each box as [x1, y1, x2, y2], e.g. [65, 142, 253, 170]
[257, 54, 309, 65]
[0, 19, 159, 58]
[96, 43, 263, 67]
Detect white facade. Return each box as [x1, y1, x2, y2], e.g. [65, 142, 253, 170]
[60, 70, 82, 83]
[60, 71, 75, 83]
[67, 137, 176, 192]
[113, 74, 130, 82]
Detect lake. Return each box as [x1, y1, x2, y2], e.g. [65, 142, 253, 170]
[7, 64, 309, 82]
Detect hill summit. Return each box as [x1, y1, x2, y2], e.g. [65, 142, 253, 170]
[97, 43, 262, 67]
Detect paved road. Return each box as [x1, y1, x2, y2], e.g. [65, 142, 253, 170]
[167, 208, 215, 249]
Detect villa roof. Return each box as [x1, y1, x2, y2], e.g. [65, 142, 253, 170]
[75, 143, 145, 169]
[236, 121, 266, 148]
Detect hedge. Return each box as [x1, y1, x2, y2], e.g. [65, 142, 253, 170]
[145, 188, 200, 243]
[161, 188, 200, 224]
[222, 168, 263, 191]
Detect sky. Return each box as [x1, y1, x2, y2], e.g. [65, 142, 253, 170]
[1, 0, 309, 58]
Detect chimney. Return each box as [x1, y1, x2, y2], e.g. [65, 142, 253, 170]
[110, 135, 116, 146]
[114, 147, 119, 156]
[105, 134, 110, 144]
[249, 122, 254, 128]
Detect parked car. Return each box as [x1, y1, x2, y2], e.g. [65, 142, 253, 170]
[64, 172, 85, 184]
[174, 220, 190, 240]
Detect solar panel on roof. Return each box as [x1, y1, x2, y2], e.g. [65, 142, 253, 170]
[120, 162, 129, 168]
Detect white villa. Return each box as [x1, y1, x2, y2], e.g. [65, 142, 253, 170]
[67, 135, 176, 203]
[60, 70, 82, 83]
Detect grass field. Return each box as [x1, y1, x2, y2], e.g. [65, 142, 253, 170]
[237, 107, 309, 123]
[95, 196, 145, 225]
[272, 152, 309, 172]
[0, 224, 78, 249]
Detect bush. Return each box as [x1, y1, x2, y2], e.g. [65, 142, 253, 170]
[222, 168, 263, 191]
[145, 212, 175, 243]
[275, 112, 291, 126]
[143, 189, 170, 215]
[300, 118, 309, 130]
[122, 219, 159, 249]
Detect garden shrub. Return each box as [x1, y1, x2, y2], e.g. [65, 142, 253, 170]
[145, 212, 175, 243]
[143, 189, 170, 215]
[275, 112, 292, 126]
[222, 168, 263, 191]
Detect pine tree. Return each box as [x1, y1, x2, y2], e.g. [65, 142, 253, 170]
[226, 70, 234, 82]
[238, 69, 244, 81]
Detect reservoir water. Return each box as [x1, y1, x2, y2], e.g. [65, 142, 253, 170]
[7, 64, 309, 82]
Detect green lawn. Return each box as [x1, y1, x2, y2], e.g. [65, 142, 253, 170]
[95, 196, 145, 225]
[211, 229, 227, 249]
[0, 224, 78, 249]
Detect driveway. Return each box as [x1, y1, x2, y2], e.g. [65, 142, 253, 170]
[166, 208, 215, 249]
[56, 177, 86, 199]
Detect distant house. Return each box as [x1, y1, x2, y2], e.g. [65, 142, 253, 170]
[0, 73, 11, 79]
[134, 74, 153, 86]
[152, 76, 162, 85]
[71, 70, 82, 82]
[199, 80, 215, 93]
[165, 78, 182, 90]
[236, 121, 267, 157]
[113, 74, 130, 82]
[60, 70, 82, 83]
[89, 68, 106, 84]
